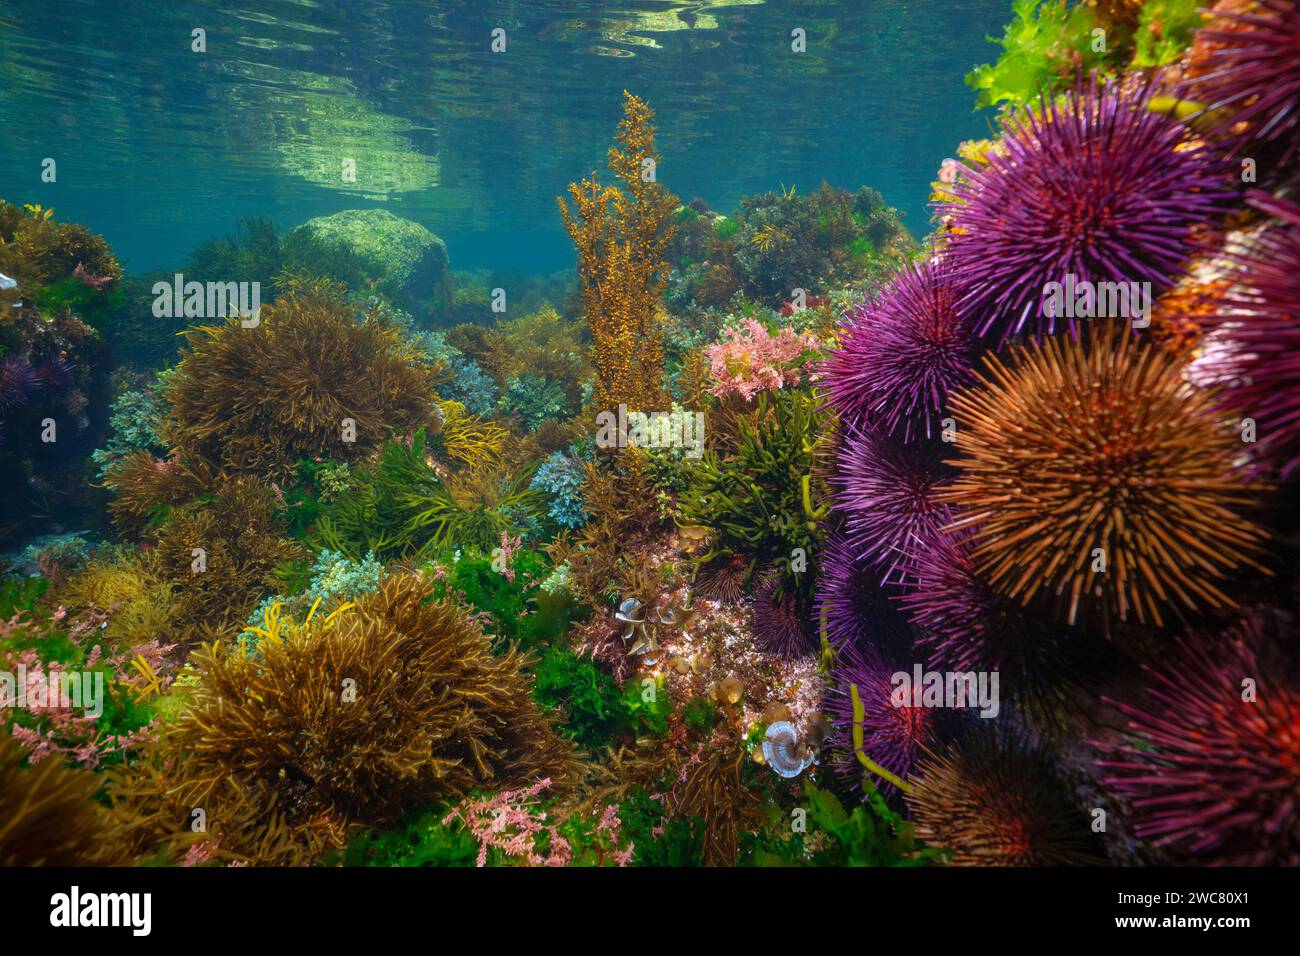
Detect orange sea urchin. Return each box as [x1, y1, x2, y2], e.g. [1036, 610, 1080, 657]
[940, 324, 1270, 627]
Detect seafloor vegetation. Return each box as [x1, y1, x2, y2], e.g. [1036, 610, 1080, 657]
[1, 0, 1298, 867]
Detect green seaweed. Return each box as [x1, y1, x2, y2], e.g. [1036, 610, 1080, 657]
[312, 430, 543, 561]
[1131, 0, 1204, 67]
[746, 781, 946, 867]
[620, 785, 704, 867]
[0, 575, 49, 619]
[679, 388, 828, 599]
[532, 646, 630, 749]
[345, 810, 480, 867]
[966, 0, 1109, 109]
[682, 696, 720, 738]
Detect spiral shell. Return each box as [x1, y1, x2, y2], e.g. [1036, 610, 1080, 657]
[762, 720, 816, 778]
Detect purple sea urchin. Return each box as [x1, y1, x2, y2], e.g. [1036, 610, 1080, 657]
[1092, 609, 1300, 865]
[31, 355, 73, 392]
[1184, 0, 1300, 165]
[0, 356, 40, 414]
[938, 74, 1234, 342]
[907, 730, 1104, 865]
[821, 257, 975, 439]
[827, 640, 935, 800]
[0, 354, 74, 441]
[832, 425, 952, 586]
[899, 531, 1032, 671]
[815, 527, 914, 655]
[1193, 191, 1300, 478]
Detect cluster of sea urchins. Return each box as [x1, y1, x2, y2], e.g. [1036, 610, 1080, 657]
[815, 48, 1299, 866]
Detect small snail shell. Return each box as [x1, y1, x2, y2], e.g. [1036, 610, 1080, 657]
[718, 676, 743, 704]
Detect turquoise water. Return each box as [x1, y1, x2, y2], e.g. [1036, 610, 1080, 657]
[0, 0, 1005, 271]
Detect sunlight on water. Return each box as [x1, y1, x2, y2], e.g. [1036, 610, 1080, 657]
[0, 0, 1006, 270]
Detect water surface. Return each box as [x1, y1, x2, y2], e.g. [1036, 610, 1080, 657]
[0, 0, 1007, 271]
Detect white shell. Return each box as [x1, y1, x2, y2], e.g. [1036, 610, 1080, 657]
[762, 720, 816, 778]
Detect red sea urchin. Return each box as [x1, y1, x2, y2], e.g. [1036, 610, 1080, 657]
[1183, 0, 1300, 165]
[1092, 609, 1300, 865]
[820, 257, 976, 440]
[937, 74, 1234, 343]
[940, 323, 1271, 627]
[907, 730, 1104, 865]
[1194, 191, 1300, 478]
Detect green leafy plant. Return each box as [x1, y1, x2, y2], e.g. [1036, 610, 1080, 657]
[426, 548, 572, 648]
[683, 696, 720, 738]
[532, 647, 630, 749]
[619, 785, 704, 866]
[313, 430, 542, 561]
[966, 0, 1109, 109]
[622, 676, 673, 737]
[1131, 0, 1204, 67]
[749, 781, 947, 867]
[31, 276, 126, 330]
[0, 576, 49, 620]
[345, 810, 480, 867]
[679, 388, 829, 599]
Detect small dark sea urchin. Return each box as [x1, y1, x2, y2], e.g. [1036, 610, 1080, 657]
[938, 74, 1234, 342]
[694, 552, 750, 604]
[751, 571, 815, 658]
[940, 323, 1271, 627]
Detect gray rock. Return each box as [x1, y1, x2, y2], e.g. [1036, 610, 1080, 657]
[283, 209, 448, 308]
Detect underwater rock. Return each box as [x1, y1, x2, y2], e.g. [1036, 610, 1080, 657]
[282, 208, 448, 309]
